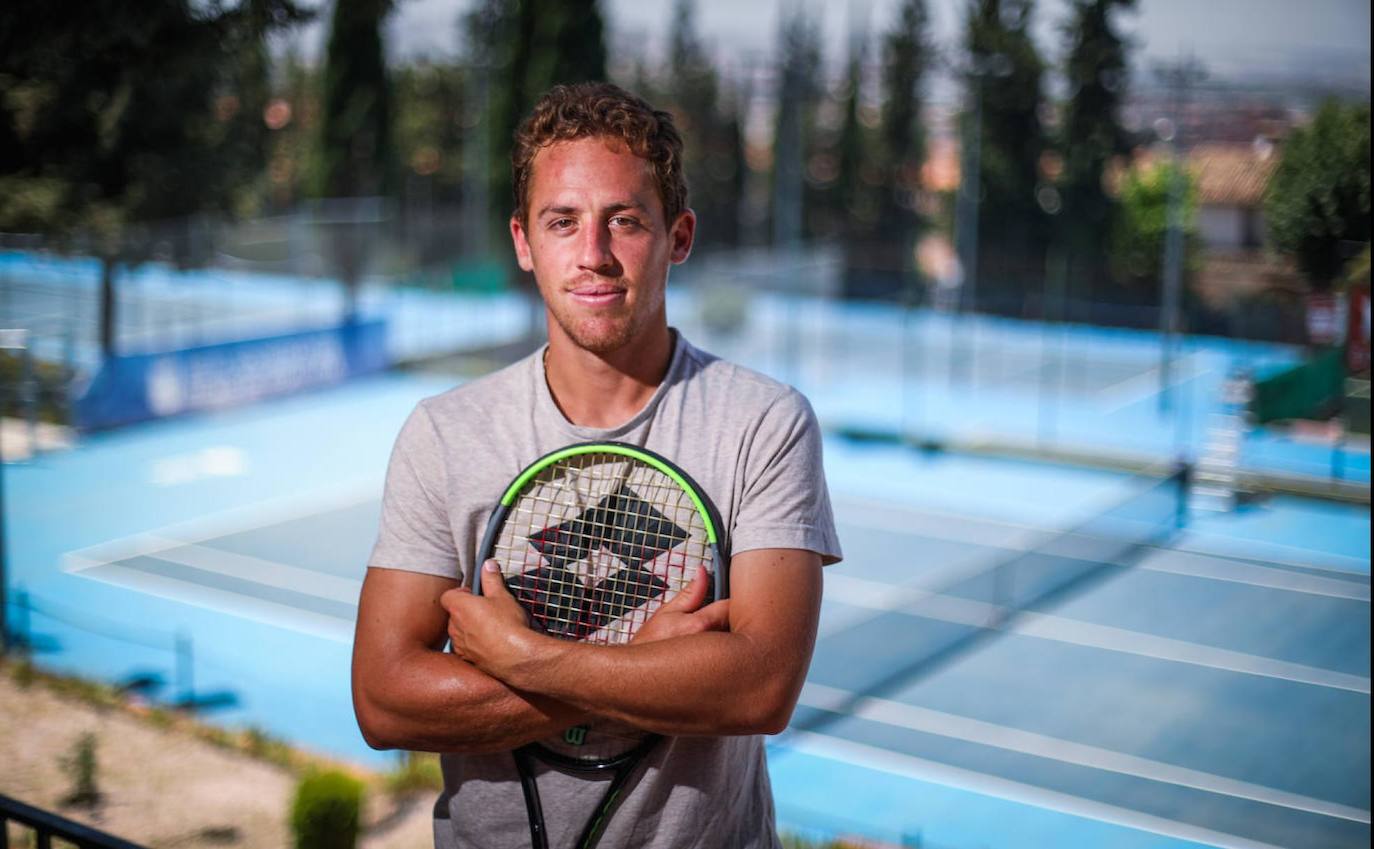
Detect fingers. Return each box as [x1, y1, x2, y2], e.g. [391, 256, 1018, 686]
[479, 558, 509, 597]
[695, 598, 731, 632]
[439, 586, 468, 616]
[660, 565, 710, 613]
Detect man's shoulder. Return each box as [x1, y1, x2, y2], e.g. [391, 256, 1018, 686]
[678, 338, 812, 416]
[411, 349, 537, 429]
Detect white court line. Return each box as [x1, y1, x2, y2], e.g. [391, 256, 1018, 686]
[65, 483, 381, 571]
[834, 504, 1046, 551]
[70, 558, 354, 643]
[1175, 537, 1371, 577]
[776, 731, 1291, 849]
[63, 488, 377, 641]
[1096, 351, 1212, 413]
[143, 543, 361, 604]
[827, 499, 1367, 609]
[831, 484, 1151, 551]
[822, 575, 1372, 694]
[1141, 549, 1370, 602]
[797, 683, 1370, 825]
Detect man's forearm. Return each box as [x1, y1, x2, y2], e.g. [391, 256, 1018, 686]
[353, 645, 587, 754]
[496, 630, 802, 736]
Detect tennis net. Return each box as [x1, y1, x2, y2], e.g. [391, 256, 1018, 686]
[796, 465, 1190, 725]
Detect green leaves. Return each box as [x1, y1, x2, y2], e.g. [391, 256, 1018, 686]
[1264, 100, 1372, 288]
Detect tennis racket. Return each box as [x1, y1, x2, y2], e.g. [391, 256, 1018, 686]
[474, 441, 728, 849]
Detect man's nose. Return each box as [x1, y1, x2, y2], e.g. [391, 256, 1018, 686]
[578, 222, 616, 273]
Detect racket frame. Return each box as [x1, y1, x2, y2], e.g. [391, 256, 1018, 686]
[474, 441, 727, 601]
[472, 441, 730, 849]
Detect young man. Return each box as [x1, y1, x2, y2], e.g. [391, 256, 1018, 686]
[352, 83, 842, 848]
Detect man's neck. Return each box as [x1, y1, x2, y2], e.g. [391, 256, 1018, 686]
[544, 325, 675, 429]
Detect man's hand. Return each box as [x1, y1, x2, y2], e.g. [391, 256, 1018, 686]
[440, 560, 543, 677]
[632, 565, 731, 644]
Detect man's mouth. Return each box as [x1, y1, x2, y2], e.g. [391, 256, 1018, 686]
[567, 284, 626, 306]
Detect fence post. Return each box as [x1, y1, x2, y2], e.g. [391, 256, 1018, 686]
[175, 631, 193, 707]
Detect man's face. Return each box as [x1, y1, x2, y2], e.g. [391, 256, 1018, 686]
[511, 136, 694, 355]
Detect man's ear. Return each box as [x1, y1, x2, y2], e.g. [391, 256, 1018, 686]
[669, 208, 696, 265]
[510, 215, 535, 272]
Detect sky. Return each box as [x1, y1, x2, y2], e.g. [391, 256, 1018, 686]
[289, 0, 1372, 90]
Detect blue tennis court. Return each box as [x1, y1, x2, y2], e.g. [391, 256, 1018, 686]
[6, 367, 1368, 848]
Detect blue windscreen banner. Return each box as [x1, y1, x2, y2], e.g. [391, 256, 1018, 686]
[75, 319, 388, 430]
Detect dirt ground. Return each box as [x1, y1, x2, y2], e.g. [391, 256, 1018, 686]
[0, 665, 434, 849]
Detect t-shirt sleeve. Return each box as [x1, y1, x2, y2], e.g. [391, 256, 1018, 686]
[367, 401, 460, 579]
[730, 389, 843, 565]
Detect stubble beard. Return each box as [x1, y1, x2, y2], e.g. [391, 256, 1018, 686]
[557, 311, 638, 355]
[547, 279, 665, 356]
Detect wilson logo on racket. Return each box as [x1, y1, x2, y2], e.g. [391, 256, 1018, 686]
[563, 725, 588, 746]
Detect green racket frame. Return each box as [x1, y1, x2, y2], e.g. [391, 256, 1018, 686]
[474, 441, 729, 603]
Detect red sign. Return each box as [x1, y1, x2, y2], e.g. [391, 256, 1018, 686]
[1306, 293, 1344, 346]
[1348, 285, 1370, 375]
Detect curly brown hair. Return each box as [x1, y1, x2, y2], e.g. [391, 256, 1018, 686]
[511, 82, 688, 226]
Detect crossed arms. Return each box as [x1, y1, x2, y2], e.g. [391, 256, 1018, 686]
[351, 548, 823, 754]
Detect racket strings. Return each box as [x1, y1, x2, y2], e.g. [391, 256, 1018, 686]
[495, 454, 711, 648]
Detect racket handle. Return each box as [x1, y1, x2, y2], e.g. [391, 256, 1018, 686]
[514, 746, 550, 849]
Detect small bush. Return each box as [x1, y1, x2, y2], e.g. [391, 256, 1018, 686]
[0, 350, 74, 424]
[60, 732, 101, 808]
[290, 769, 365, 849]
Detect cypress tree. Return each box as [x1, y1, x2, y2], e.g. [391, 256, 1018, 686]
[878, 0, 932, 297]
[1059, 0, 1135, 302]
[963, 0, 1048, 312]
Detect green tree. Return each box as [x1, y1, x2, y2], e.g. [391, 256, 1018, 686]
[393, 62, 469, 206]
[315, 0, 395, 319]
[466, 0, 608, 231]
[661, 0, 744, 250]
[1110, 158, 1199, 303]
[772, 7, 822, 249]
[0, 0, 309, 356]
[1058, 0, 1135, 299]
[877, 0, 932, 296]
[963, 0, 1049, 310]
[316, 0, 394, 199]
[836, 29, 869, 238]
[1264, 99, 1372, 289]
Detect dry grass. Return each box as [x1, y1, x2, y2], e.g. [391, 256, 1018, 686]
[0, 659, 433, 849]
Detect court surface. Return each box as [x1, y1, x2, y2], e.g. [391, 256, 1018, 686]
[6, 369, 1367, 849]
[4, 249, 1369, 486]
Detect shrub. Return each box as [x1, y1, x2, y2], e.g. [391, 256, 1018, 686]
[60, 732, 101, 808]
[290, 769, 365, 849]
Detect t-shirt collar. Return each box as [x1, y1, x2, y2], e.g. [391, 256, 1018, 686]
[534, 328, 687, 442]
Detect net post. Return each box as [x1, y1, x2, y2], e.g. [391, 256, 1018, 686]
[1174, 460, 1192, 529]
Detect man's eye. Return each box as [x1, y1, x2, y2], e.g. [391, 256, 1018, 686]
[611, 216, 640, 229]
[549, 218, 574, 230]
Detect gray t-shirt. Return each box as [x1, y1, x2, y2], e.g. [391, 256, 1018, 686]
[369, 330, 842, 849]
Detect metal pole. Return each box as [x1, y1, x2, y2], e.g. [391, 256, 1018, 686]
[1156, 55, 1206, 414]
[1159, 150, 1184, 413]
[0, 423, 6, 656]
[0, 328, 24, 656]
[952, 74, 983, 388]
[176, 631, 193, 707]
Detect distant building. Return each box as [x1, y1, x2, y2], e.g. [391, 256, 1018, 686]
[1189, 141, 1279, 251]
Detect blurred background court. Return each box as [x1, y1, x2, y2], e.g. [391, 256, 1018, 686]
[1, 0, 1369, 847]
